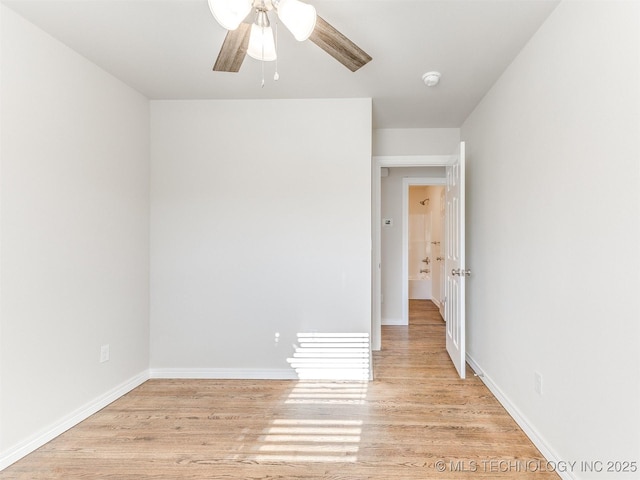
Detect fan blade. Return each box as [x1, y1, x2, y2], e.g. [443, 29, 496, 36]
[213, 23, 252, 72]
[308, 16, 372, 72]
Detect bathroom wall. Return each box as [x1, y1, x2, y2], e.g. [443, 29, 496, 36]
[407, 185, 445, 303]
[408, 186, 432, 284]
[428, 186, 445, 307]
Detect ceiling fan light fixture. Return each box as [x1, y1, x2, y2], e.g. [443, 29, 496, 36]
[208, 0, 252, 30]
[275, 0, 316, 41]
[247, 18, 277, 61]
[212, 0, 372, 76]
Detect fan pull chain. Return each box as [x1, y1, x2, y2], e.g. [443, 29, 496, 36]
[261, 24, 265, 88]
[274, 16, 279, 81]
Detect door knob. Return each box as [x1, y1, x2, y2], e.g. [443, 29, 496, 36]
[451, 268, 471, 277]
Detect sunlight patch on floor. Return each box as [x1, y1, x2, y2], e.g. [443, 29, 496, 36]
[247, 333, 371, 462]
[284, 381, 368, 405]
[252, 418, 364, 463]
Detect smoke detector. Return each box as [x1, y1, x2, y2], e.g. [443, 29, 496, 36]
[422, 71, 441, 87]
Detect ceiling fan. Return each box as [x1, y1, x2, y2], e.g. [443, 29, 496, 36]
[208, 0, 372, 74]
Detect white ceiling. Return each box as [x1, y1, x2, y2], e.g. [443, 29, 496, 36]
[2, 0, 559, 128]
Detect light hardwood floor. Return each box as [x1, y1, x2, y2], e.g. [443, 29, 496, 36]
[1, 300, 558, 479]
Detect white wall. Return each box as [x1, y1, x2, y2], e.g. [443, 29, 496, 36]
[0, 5, 150, 461]
[373, 128, 460, 156]
[150, 99, 371, 376]
[461, 1, 639, 475]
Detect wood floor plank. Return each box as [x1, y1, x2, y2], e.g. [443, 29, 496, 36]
[0, 300, 558, 479]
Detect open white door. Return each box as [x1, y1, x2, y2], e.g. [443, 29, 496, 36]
[444, 142, 467, 378]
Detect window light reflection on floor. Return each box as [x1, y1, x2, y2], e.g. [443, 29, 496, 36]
[253, 418, 365, 463]
[285, 382, 368, 405]
[247, 332, 370, 463]
[251, 381, 369, 462]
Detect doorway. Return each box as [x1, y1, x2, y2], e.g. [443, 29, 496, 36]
[372, 144, 466, 380]
[371, 154, 454, 352]
[406, 184, 446, 322]
[402, 179, 446, 325]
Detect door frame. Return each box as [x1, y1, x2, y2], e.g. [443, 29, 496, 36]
[401, 177, 446, 325]
[372, 155, 455, 352]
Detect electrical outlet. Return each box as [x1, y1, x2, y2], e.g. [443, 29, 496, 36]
[100, 344, 110, 363]
[534, 371, 543, 395]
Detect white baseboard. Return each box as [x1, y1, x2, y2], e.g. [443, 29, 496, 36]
[149, 368, 298, 380]
[465, 355, 574, 480]
[3, 360, 569, 475]
[382, 318, 407, 326]
[0, 370, 150, 472]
